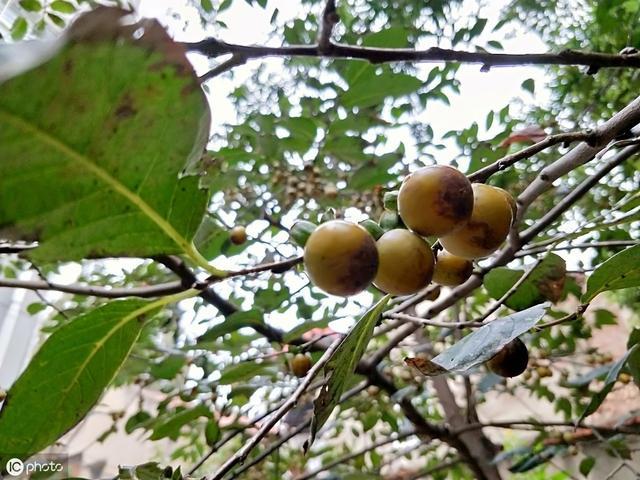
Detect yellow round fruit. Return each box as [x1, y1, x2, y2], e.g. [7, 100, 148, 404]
[230, 225, 248, 245]
[373, 229, 435, 296]
[494, 186, 517, 221]
[303, 220, 378, 296]
[487, 338, 529, 378]
[397, 165, 474, 237]
[440, 184, 513, 259]
[432, 251, 474, 286]
[291, 353, 312, 377]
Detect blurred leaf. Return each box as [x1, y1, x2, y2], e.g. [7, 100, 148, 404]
[205, 419, 221, 446]
[218, 361, 277, 384]
[582, 244, 640, 302]
[362, 27, 410, 48]
[11, 17, 28, 40]
[19, 0, 42, 12]
[49, 0, 75, 13]
[521, 78, 535, 94]
[407, 303, 549, 375]
[341, 69, 422, 108]
[579, 457, 596, 476]
[150, 355, 186, 380]
[578, 343, 640, 423]
[509, 445, 567, 473]
[197, 310, 265, 343]
[484, 254, 566, 309]
[308, 295, 391, 449]
[150, 404, 211, 441]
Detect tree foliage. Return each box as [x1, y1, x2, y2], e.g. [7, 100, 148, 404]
[0, 1, 639, 479]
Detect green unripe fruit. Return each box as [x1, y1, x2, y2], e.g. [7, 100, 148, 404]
[359, 219, 385, 240]
[290, 220, 318, 248]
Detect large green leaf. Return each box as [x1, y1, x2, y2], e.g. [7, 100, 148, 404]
[0, 299, 161, 460]
[406, 303, 549, 376]
[308, 295, 391, 449]
[0, 8, 211, 265]
[484, 254, 566, 310]
[582, 244, 640, 302]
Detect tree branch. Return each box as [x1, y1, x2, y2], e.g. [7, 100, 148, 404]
[0, 277, 185, 298]
[184, 39, 640, 69]
[226, 381, 368, 479]
[294, 430, 416, 480]
[318, 0, 339, 54]
[468, 130, 597, 183]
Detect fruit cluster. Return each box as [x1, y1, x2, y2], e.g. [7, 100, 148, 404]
[294, 165, 515, 298]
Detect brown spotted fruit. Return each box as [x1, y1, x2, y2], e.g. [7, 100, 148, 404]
[303, 220, 378, 296]
[291, 353, 312, 377]
[432, 251, 474, 286]
[397, 165, 474, 237]
[373, 229, 435, 295]
[440, 184, 513, 259]
[487, 338, 529, 378]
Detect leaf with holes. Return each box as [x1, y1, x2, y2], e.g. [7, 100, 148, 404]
[582, 244, 640, 302]
[0, 299, 160, 461]
[0, 8, 211, 265]
[307, 295, 391, 450]
[484, 254, 566, 310]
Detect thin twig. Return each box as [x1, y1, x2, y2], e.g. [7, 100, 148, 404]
[294, 430, 416, 480]
[474, 256, 545, 323]
[209, 337, 342, 480]
[468, 130, 597, 183]
[227, 381, 368, 479]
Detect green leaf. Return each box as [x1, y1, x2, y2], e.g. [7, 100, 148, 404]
[521, 78, 535, 94]
[509, 445, 566, 473]
[362, 27, 410, 48]
[200, 0, 214, 13]
[118, 462, 166, 480]
[205, 418, 221, 446]
[582, 244, 640, 302]
[150, 404, 211, 440]
[26, 302, 47, 315]
[11, 17, 28, 40]
[484, 254, 566, 310]
[579, 457, 596, 476]
[217, 361, 276, 384]
[308, 295, 391, 449]
[19, 0, 42, 12]
[150, 355, 186, 380]
[408, 303, 549, 375]
[350, 152, 400, 190]
[627, 328, 640, 388]
[197, 310, 265, 343]
[49, 0, 75, 13]
[125, 411, 153, 434]
[578, 343, 640, 423]
[0, 299, 158, 460]
[0, 9, 211, 265]
[341, 70, 422, 109]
